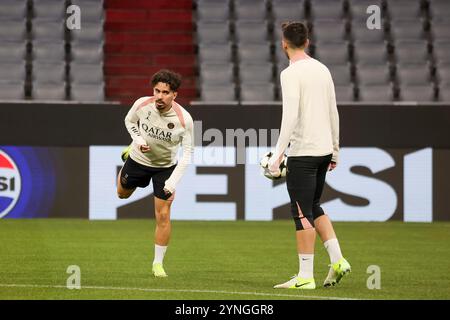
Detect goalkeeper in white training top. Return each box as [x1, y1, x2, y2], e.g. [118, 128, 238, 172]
[266, 22, 351, 289]
[117, 69, 194, 278]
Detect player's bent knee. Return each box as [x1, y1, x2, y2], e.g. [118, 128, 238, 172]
[117, 184, 135, 199]
[117, 193, 129, 199]
[117, 190, 132, 199]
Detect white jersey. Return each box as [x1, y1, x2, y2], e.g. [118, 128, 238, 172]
[269, 58, 340, 167]
[124, 96, 194, 192]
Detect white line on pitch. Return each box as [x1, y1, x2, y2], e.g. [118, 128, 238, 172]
[0, 283, 359, 300]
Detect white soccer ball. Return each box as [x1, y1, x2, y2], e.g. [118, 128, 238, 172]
[260, 152, 287, 180]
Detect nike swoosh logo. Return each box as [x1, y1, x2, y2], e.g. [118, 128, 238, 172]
[295, 282, 311, 288]
[301, 258, 309, 261]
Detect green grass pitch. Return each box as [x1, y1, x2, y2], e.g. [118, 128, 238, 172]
[0, 219, 449, 300]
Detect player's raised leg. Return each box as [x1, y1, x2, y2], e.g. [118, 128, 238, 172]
[116, 167, 135, 199]
[152, 196, 173, 277]
[121, 144, 131, 162]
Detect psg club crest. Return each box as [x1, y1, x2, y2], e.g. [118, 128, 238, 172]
[0, 150, 21, 218]
[168, 123, 175, 129]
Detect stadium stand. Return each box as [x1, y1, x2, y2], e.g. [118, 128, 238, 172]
[314, 43, 348, 66]
[68, 0, 105, 101]
[235, 0, 268, 22]
[0, 0, 449, 103]
[198, 44, 232, 63]
[0, 0, 194, 104]
[0, 0, 106, 101]
[309, 0, 346, 20]
[429, 0, 450, 101]
[196, 0, 229, 22]
[199, 63, 234, 85]
[240, 83, 276, 101]
[358, 84, 395, 102]
[272, 0, 305, 24]
[192, 0, 449, 103]
[104, 0, 196, 106]
[30, 0, 68, 100]
[0, 0, 27, 100]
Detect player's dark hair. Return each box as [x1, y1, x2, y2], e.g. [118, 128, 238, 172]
[281, 21, 309, 49]
[151, 69, 182, 92]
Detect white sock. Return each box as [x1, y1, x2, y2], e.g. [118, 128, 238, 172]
[298, 254, 314, 279]
[153, 244, 167, 265]
[324, 238, 343, 264]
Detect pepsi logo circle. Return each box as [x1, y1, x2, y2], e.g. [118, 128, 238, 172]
[0, 150, 21, 218]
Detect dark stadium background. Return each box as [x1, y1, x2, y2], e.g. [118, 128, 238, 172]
[1, 0, 449, 221]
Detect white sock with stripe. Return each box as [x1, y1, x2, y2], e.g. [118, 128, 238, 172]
[298, 254, 314, 279]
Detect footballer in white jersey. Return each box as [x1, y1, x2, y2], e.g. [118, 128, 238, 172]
[267, 22, 351, 290]
[116, 69, 194, 278]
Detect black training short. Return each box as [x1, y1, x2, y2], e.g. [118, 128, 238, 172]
[120, 157, 176, 200]
[286, 154, 332, 230]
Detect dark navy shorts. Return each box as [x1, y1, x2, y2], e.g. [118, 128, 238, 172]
[120, 157, 176, 200]
[286, 154, 332, 230]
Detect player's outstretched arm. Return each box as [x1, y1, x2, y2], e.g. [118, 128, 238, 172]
[163, 115, 194, 194]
